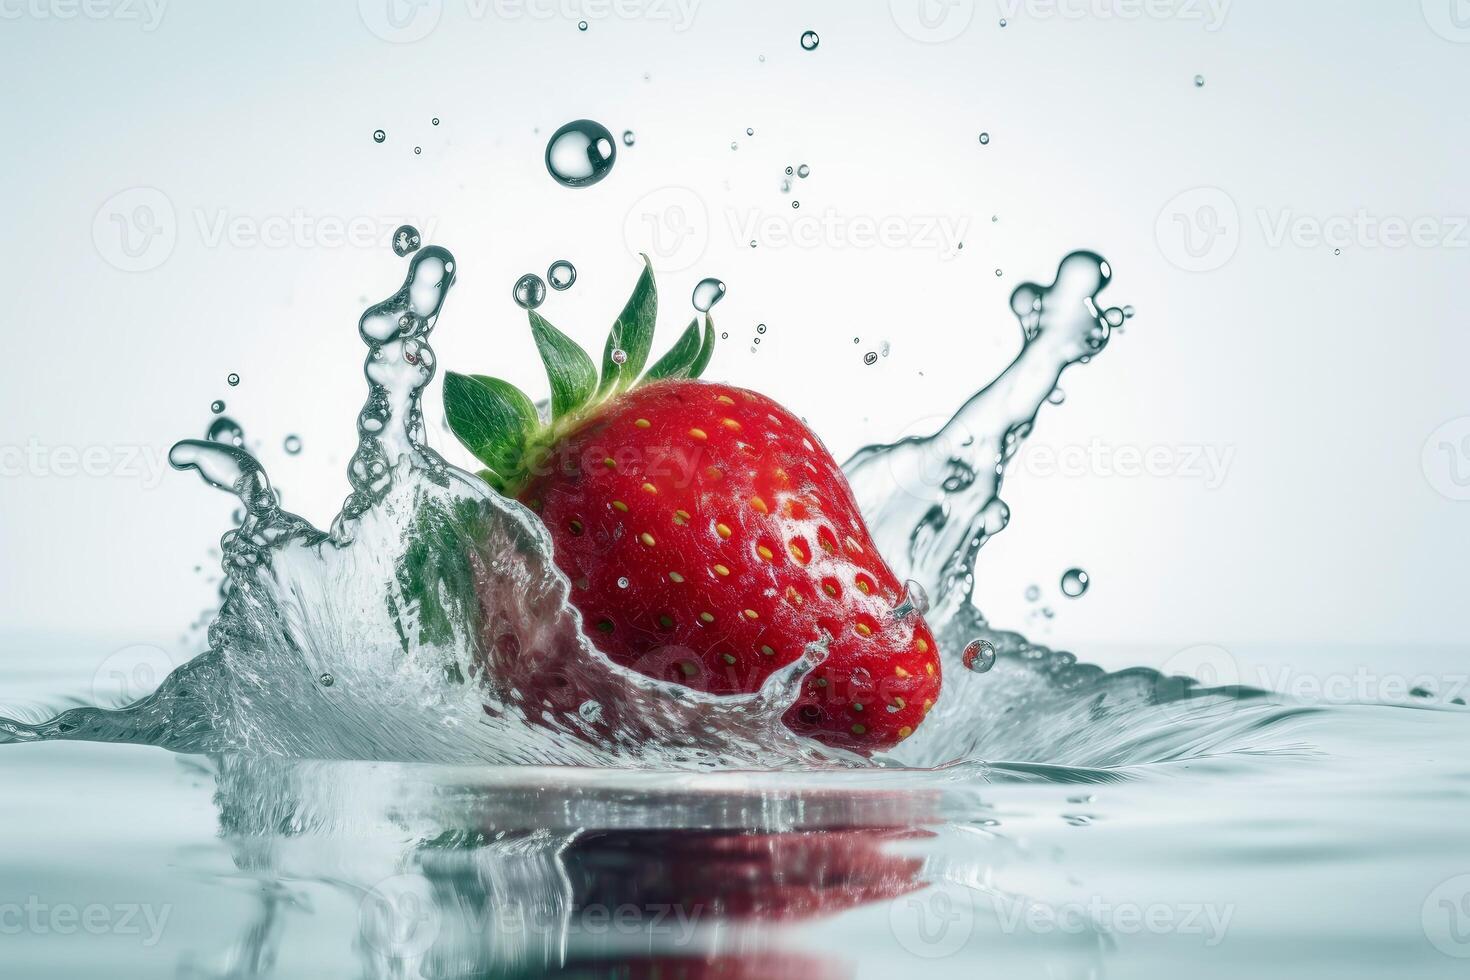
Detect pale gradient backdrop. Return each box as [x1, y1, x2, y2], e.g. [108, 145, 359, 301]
[2, 0, 1468, 661]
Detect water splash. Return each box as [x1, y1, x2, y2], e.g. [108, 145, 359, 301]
[0, 247, 1310, 773]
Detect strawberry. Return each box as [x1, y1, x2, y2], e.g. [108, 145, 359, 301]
[445, 258, 940, 752]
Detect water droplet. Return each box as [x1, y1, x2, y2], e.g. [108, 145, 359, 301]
[785, 166, 794, 176]
[797, 164, 810, 178]
[1025, 585, 1040, 601]
[413, 146, 422, 155]
[863, 351, 878, 366]
[999, 17, 1008, 26]
[791, 200, 800, 209]
[545, 119, 618, 188]
[392, 225, 422, 257]
[622, 129, 635, 146]
[431, 117, 440, 126]
[1194, 74, 1205, 87]
[1122, 305, 1136, 318]
[513, 273, 547, 310]
[756, 323, 767, 334]
[720, 332, 728, 339]
[611, 348, 628, 365]
[979, 132, 990, 145]
[892, 579, 930, 619]
[994, 268, 1003, 277]
[226, 373, 240, 387]
[963, 638, 997, 673]
[206, 416, 245, 448]
[1103, 307, 1125, 328]
[283, 435, 303, 455]
[880, 341, 890, 357]
[730, 141, 739, 151]
[692, 278, 727, 312]
[319, 672, 334, 687]
[617, 576, 630, 589]
[746, 127, 755, 136]
[578, 19, 588, 30]
[548, 260, 577, 290]
[210, 400, 226, 414]
[1333, 248, 1341, 256]
[1047, 388, 1066, 405]
[372, 129, 386, 143]
[800, 30, 820, 50]
[1060, 568, 1090, 598]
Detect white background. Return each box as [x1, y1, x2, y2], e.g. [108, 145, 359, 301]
[2, 0, 1468, 658]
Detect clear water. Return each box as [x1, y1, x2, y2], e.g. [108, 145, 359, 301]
[2, 247, 1467, 977]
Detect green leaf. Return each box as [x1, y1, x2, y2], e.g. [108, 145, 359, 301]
[528, 310, 597, 419]
[642, 318, 704, 383]
[597, 254, 658, 396]
[443, 371, 539, 487]
[687, 314, 717, 380]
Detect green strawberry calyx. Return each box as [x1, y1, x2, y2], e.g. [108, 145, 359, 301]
[444, 255, 716, 498]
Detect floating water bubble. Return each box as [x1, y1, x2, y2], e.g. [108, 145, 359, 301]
[1060, 568, 1090, 598]
[863, 351, 878, 365]
[979, 132, 990, 145]
[211, 400, 226, 414]
[206, 416, 245, 448]
[1025, 584, 1040, 602]
[513, 273, 547, 310]
[962, 638, 997, 673]
[730, 141, 739, 151]
[785, 166, 794, 176]
[431, 117, 440, 126]
[752, 337, 761, 345]
[283, 435, 303, 456]
[372, 129, 385, 143]
[792, 200, 800, 209]
[611, 348, 628, 365]
[746, 127, 754, 136]
[797, 164, 810, 178]
[800, 30, 819, 50]
[227, 373, 240, 387]
[1123, 305, 1136, 318]
[691, 278, 727, 312]
[720, 332, 728, 340]
[392, 225, 422, 257]
[880, 341, 890, 357]
[547, 260, 577, 290]
[413, 146, 422, 155]
[622, 129, 635, 146]
[1047, 387, 1066, 405]
[545, 119, 617, 188]
[999, 17, 1008, 26]
[578, 19, 588, 30]
[1194, 74, 1205, 87]
[319, 672, 334, 687]
[616, 577, 629, 589]
[781, 179, 792, 193]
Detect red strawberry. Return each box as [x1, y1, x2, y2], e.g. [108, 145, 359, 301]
[445, 259, 940, 752]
